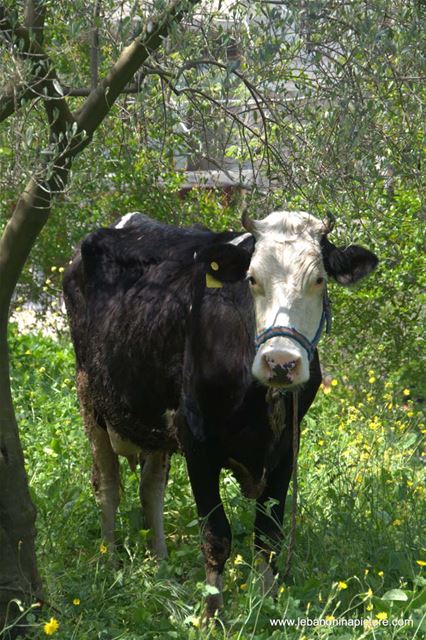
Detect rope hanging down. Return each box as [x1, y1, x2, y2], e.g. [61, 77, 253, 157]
[283, 390, 299, 579]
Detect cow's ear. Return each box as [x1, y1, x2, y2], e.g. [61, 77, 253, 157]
[321, 236, 378, 285]
[195, 242, 252, 284]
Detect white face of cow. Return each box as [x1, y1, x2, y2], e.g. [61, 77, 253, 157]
[247, 210, 327, 387]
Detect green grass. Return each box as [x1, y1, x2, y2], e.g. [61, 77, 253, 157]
[4, 325, 426, 639]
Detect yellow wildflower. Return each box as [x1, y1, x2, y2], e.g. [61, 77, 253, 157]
[392, 519, 402, 526]
[366, 603, 373, 611]
[364, 568, 369, 576]
[368, 376, 376, 384]
[325, 615, 335, 621]
[331, 379, 338, 386]
[190, 616, 201, 628]
[376, 612, 388, 621]
[407, 411, 414, 417]
[99, 543, 107, 554]
[234, 554, 244, 565]
[279, 585, 286, 594]
[240, 583, 248, 590]
[318, 439, 325, 446]
[73, 598, 80, 606]
[58, 267, 65, 273]
[51, 266, 57, 272]
[416, 560, 426, 567]
[403, 388, 410, 396]
[367, 588, 373, 597]
[338, 581, 348, 590]
[378, 570, 384, 577]
[43, 617, 59, 635]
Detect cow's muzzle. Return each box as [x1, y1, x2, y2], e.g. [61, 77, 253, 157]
[262, 351, 302, 386]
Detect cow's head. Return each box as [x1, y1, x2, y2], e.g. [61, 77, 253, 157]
[241, 210, 378, 388]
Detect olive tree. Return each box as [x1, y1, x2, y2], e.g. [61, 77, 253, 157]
[0, 0, 200, 630]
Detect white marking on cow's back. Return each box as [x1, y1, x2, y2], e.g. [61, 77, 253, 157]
[115, 212, 140, 229]
[228, 232, 252, 246]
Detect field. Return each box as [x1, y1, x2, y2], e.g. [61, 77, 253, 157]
[6, 325, 426, 639]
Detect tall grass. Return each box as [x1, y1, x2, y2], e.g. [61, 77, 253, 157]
[4, 326, 425, 639]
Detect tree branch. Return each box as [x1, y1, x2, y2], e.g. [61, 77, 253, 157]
[24, 0, 45, 45]
[0, 0, 201, 310]
[0, 5, 74, 129]
[76, 0, 200, 134]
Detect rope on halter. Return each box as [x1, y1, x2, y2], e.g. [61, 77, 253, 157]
[283, 390, 299, 580]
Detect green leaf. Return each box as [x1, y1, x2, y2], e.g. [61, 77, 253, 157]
[382, 589, 409, 601]
[53, 79, 64, 96]
[203, 585, 220, 596]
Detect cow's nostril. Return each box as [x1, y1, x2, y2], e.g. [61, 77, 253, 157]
[263, 353, 302, 384]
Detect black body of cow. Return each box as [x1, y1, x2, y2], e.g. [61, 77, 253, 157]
[63, 213, 323, 612]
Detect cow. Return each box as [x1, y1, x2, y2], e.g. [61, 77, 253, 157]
[63, 209, 378, 616]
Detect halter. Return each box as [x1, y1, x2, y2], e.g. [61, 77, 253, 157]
[255, 288, 332, 361]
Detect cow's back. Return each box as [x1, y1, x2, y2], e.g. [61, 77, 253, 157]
[63, 214, 253, 451]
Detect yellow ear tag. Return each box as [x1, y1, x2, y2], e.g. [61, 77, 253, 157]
[206, 272, 223, 288]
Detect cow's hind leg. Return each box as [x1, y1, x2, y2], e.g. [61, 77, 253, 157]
[139, 451, 170, 559]
[77, 370, 120, 554]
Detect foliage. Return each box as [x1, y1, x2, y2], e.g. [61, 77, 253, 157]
[2, 0, 424, 293]
[3, 328, 425, 638]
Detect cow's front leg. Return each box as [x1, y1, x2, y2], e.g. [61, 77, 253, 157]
[254, 444, 294, 594]
[185, 444, 231, 617]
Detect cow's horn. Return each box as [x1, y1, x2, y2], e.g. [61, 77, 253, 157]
[323, 211, 336, 235]
[241, 210, 256, 234]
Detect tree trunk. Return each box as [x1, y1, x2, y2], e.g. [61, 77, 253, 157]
[0, 324, 44, 636]
[0, 0, 200, 633]
[0, 181, 49, 634]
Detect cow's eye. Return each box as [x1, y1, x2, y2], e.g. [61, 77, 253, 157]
[316, 277, 325, 285]
[248, 275, 257, 286]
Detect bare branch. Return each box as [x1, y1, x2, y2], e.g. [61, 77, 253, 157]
[76, 0, 201, 134]
[24, 0, 45, 45]
[91, 1, 101, 90]
[0, 6, 74, 131]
